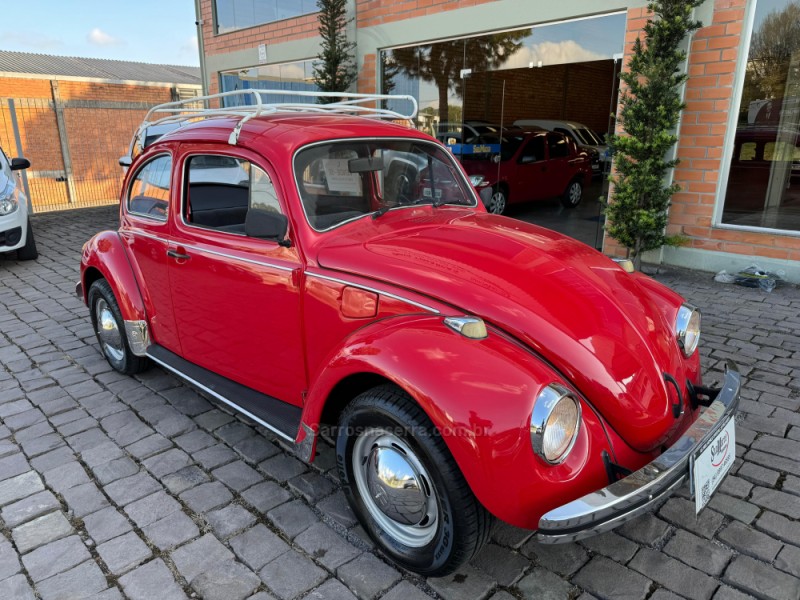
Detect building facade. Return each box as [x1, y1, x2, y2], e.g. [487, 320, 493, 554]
[196, 0, 800, 281]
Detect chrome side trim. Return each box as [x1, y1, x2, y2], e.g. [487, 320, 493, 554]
[534, 359, 741, 544]
[123, 320, 151, 357]
[305, 271, 440, 314]
[146, 351, 296, 444]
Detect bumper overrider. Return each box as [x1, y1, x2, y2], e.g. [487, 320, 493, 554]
[535, 359, 741, 543]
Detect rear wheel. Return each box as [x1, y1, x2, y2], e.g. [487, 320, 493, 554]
[16, 219, 38, 260]
[485, 186, 507, 215]
[561, 179, 583, 208]
[88, 279, 150, 374]
[336, 385, 492, 576]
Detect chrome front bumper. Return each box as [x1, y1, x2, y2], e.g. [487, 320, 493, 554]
[534, 360, 741, 544]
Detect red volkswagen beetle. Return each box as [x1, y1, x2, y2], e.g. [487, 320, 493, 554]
[78, 91, 740, 576]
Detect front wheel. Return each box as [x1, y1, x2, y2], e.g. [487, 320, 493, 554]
[88, 279, 150, 375]
[17, 219, 38, 260]
[562, 179, 583, 208]
[484, 186, 507, 215]
[336, 385, 492, 576]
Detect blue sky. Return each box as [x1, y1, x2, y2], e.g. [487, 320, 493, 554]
[0, 0, 199, 66]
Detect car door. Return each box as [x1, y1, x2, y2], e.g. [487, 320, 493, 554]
[168, 146, 306, 407]
[515, 135, 548, 201]
[546, 133, 572, 196]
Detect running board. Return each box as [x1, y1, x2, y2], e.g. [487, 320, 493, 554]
[146, 345, 302, 444]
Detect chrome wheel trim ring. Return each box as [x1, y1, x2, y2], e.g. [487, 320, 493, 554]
[489, 191, 506, 214]
[353, 428, 439, 548]
[95, 299, 125, 362]
[569, 182, 582, 205]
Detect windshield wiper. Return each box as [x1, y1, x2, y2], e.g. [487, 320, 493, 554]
[372, 205, 392, 219]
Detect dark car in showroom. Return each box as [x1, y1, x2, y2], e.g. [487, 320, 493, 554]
[460, 128, 593, 214]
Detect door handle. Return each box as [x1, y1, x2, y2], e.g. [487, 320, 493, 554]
[167, 249, 191, 260]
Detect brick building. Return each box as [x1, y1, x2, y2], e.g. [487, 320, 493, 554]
[196, 0, 800, 281]
[0, 51, 200, 211]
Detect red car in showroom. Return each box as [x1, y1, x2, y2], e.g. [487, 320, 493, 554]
[78, 91, 740, 576]
[460, 128, 593, 214]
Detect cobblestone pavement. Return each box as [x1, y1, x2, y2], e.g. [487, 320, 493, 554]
[1, 206, 799, 600]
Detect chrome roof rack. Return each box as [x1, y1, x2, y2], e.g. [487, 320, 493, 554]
[128, 89, 419, 156]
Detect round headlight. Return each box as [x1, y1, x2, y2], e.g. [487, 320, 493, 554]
[0, 196, 17, 216]
[469, 174, 486, 187]
[530, 384, 581, 464]
[675, 304, 701, 357]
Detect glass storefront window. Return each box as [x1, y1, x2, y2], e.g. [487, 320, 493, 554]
[721, 0, 800, 231]
[220, 60, 319, 107]
[215, 0, 318, 34]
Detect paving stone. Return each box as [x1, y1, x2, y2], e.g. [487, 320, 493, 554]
[213, 460, 264, 492]
[241, 480, 292, 514]
[142, 448, 193, 478]
[307, 579, 358, 600]
[119, 558, 188, 600]
[750, 487, 800, 519]
[617, 513, 672, 546]
[180, 481, 233, 514]
[66, 428, 110, 453]
[124, 491, 181, 528]
[234, 435, 280, 463]
[12, 510, 73, 553]
[5, 409, 46, 432]
[61, 481, 109, 517]
[427, 564, 496, 600]
[83, 506, 134, 544]
[295, 522, 361, 570]
[663, 529, 734, 576]
[573, 556, 652, 600]
[195, 444, 238, 469]
[259, 549, 327, 600]
[96, 531, 152, 575]
[783, 475, 800, 497]
[194, 409, 235, 431]
[92, 456, 139, 485]
[522, 540, 588, 577]
[490, 521, 534, 549]
[1, 489, 60, 528]
[709, 493, 761, 524]
[713, 584, 757, 600]
[36, 560, 108, 600]
[171, 533, 236, 583]
[0, 537, 21, 580]
[718, 521, 783, 562]
[215, 422, 256, 446]
[230, 524, 290, 571]
[104, 472, 162, 506]
[29, 445, 74, 472]
[141, 509, 200, 551]
[79, 441, 124, 468]
[469, 543, 529, 587]
[775, 544, 800, 579]
[21, 535, 90, 582]
[0, 574, 35, 600]
[174, 429, 216, 453]
[380, 581, 432, 600]
[0, 452, 30, 482]
[515, 567, 574, 600]
[755, 511, 800, 546]
[629, 547, 718, 600]
[260, 454, 307, 482]
[649, 591, 684, 600]
[723, 555, 800, 600]
[659, 497, 724, 539]
[267, 499, 319, 539]
[125, 433, 173, 460]
[43, 460, 91, 493]
[83, 587, 124, 600]
[163, 465, 210, 495]
[206, 503, 257, 539]
[579, 530, 639, 563]
[191, 560, 261, 600]
[288, 472, 336, 503]
[737, 463, 780, 488]
[0, 471, 44, 506]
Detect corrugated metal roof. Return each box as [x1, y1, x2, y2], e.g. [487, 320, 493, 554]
[0, 50, 200, 85]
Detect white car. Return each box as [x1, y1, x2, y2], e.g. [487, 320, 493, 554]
[0, 147, 37, 260]
[513, 119, 608, 172]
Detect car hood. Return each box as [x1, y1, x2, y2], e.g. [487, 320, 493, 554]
[315, 209, 689, 451]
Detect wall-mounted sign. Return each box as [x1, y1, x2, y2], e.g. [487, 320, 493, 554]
[258, 44, 267, 64]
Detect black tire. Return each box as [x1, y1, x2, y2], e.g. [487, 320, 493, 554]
[484, 185, 507, 215]
[88, 279, 150, 374]
[561, 179, 583, 208]
[336, 385, 493, 576]
[17, 219, 38, 260]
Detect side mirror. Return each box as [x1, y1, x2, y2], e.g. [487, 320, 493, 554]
[245, 209, 291, 247]
[10, 157, 30, 171]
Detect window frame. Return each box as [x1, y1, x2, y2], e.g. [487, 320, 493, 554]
[213, 0, 319, 36]
[126, 153, 173, 223]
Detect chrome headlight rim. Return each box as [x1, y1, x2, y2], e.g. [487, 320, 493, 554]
[0, 185, 18, 216]
[530, 384, 582, 465]
[675, 304, 701, 358]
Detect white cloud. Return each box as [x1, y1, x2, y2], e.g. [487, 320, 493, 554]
[0, 31, 63, 50]
[501, 41, 605, 70]
[87, 28, 121, 46]
[180, 35, 198, 54]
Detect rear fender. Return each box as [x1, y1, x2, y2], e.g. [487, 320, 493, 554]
[80, 231, 146, 322]
[301, 314, 613, 528]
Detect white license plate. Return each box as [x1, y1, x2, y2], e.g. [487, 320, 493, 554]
[692, 416, 736, 513]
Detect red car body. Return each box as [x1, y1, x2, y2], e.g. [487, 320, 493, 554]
[78, 106, 739, 575]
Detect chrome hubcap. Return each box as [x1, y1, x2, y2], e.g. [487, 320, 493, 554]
[95, 299, 124, 362]
[353, 429, 438, 547]
[569, 183, 582, 205]
[489, 191, 506, 214]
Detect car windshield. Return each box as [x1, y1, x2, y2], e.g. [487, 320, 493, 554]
[294, 139, 477, 231]
[575, 128, 604, 146]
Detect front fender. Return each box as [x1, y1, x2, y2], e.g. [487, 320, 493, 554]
[81, 231, 146, 322]
[302, 314, 613, 529]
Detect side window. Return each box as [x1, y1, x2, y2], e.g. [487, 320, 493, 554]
[185, 155, 283, 234]
[128, 155, 172, 220]
[520, 137, 546, 163]
[548, 134, 570, 159]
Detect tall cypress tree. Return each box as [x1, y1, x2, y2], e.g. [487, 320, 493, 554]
[604, 0, 704, 269]
[313, 0, 357, 103]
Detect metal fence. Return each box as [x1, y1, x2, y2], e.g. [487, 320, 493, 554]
[0, 96, 158, 213]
